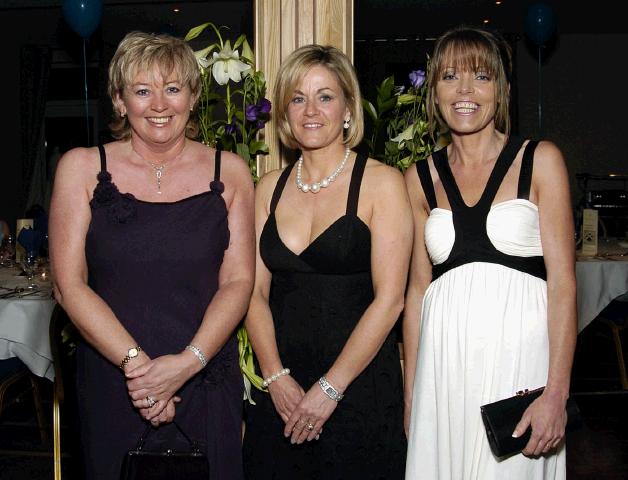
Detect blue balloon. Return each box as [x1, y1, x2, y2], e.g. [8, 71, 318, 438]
[62, 0, 103, 39]
[525, 2, 556, 46]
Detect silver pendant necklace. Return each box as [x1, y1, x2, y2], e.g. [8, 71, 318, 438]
[296, 147, 351, 194]
[132, 143, 185, 194]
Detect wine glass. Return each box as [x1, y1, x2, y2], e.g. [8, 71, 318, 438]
[0, 234, 15, 267]
[21, 250, 39, 290]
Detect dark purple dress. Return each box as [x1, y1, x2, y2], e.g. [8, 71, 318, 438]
[78, 145, 243, 480]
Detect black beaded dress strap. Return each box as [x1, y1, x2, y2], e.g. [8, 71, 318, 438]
[97, 144, 107, 172]
[517, 140, 539, 200]
[210, 149, 224, 194]
[416, 159, 437, 210]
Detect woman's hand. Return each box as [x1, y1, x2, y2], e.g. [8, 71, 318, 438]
[284, 383, 338, 444]
[512, 391, 568, 456]
[268, 375, 305, 423]
[126, 353, 197, 419]
[139, 396, 181, 426]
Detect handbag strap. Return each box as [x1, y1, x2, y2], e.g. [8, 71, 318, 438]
[134, 421, 201, 453]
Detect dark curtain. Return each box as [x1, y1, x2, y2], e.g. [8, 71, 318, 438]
[20, 45, 51, 213]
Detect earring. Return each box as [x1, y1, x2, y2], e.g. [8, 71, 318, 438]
[120, 111, 126, 118]
[343, 119, 350, 129]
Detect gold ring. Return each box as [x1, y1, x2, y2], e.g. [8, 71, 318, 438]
[306, 422, 315, 431]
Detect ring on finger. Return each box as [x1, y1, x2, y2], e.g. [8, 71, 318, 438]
[306, 422, 315, 431]
[146, 396, 156, 408]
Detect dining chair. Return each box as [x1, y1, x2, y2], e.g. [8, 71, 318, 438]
[0, 357, 49, 447]
[597, 298, 628, 390]
[49, 304, 75, 480]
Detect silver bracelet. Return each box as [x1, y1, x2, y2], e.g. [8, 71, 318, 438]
[185, 344, 207, 368]
[262, 367, 290, 387]
[318, 376, 344, 401]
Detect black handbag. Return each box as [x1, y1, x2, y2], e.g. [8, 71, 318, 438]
[120, 421, 209, 480]
[480, 386, 582, 458]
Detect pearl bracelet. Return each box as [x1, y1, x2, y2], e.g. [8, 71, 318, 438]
[185, 344, 207, 368]
[262, 368, 290, 387]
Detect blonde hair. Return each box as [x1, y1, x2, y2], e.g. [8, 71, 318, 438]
[426, 26, 512, 139]
[107, 31, 201, 140]
[273, 44, 364, 149]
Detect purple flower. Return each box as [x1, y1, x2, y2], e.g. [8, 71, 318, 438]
[225, 119, 240, 135]
[245, 104, 258, 122]
[258, 98, 271, 114]
[245, 98, 272, 122]
[256, 120, 266, 130]
[409, 69, 426, 89]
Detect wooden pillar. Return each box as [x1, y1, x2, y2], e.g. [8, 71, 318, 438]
[255, 0, 354, 175]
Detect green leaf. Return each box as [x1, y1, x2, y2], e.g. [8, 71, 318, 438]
[249, 140, 269, 154]
[236, 142, 250, 162]
[397, 93, 418, 105]
[362, 99, 378, 122]
[185, 22, 213, 41]
[241, 38, 255, 64]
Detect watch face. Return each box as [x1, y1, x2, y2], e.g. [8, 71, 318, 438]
[326, 387, 334, 395]
[129, 348, 138, 357]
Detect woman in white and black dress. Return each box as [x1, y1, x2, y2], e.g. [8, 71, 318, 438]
[403, 26, 576, 479]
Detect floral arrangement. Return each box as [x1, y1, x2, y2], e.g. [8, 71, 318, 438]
[362, 65, 436, 171]
[185, 22, 271, 181]
[185, 22, 269, 402]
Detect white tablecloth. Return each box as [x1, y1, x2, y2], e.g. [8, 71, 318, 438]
[576, 237, 628, 333]
[0, 267, 55, 380]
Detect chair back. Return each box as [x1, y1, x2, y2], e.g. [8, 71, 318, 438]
[49, 304, 75, 480]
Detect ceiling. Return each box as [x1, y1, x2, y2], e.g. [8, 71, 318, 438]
[355, 0, 627, 38]
[1, 0, 625, 37]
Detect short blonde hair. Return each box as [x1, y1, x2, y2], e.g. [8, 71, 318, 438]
[426, 26, 512, 139]
[273, 44, 364, 149]
[107, 31, 201, 140]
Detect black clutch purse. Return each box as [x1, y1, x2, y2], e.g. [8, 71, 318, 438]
[120, 421, 209, 480]
[480, 386, 582, 458]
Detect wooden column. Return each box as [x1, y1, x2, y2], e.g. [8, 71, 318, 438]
[255, 0, 354, 175]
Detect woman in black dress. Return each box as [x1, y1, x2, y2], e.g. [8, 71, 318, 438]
[242, 44, 412, 479]
[49, 32, 254, 479]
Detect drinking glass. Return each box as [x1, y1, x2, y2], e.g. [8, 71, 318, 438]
[21, 251, 39, 290]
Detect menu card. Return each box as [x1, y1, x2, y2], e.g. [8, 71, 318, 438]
[581, 208, 598, 256]
[15, 218, 34, 262]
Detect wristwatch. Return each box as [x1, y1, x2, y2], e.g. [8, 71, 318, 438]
[119, 346, 141, 370]
[318, 376, 344, 401]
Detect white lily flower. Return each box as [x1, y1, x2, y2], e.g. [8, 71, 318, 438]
[391, 124, 414, 143]
[208, 40, 251, 85]
[194, 46, 215, 70]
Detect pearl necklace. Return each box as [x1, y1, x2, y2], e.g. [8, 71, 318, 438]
[132, 143, 185, 194]
[296, 148, 351, 194]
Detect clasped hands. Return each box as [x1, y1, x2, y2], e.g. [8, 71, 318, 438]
[125, 353, 197, 427]
[268, 375, 337, 444]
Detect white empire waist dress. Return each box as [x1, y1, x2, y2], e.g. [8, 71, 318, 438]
[405, 199, 566, 480]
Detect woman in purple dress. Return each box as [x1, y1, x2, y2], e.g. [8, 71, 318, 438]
[49, 31, 254, 480]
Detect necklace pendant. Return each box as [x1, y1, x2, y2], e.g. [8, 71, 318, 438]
[310, 183, 321, 193]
